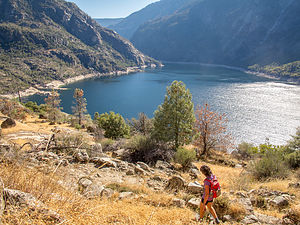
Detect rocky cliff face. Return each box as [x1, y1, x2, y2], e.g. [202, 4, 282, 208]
[0, 0, 158, 94]
[109, 0, 195, 40]
[131, 0, 300, 67]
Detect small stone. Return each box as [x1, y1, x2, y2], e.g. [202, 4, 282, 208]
[172, 198, 185, 208]
[119, 192, 135, 200]
[223, 215, 232, 221]
[101, 188, 114, 199]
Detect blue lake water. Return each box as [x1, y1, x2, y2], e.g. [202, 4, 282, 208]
[27, 63, 300, 146]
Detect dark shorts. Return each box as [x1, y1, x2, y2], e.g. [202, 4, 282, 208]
[201, 198, 213, 205]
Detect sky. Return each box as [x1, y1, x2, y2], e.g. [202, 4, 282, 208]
[68, 0, 159, 18]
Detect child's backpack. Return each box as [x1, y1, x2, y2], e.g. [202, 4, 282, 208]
[205, 175, 221, 198]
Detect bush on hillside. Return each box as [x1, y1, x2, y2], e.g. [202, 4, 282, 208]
[127, 134, 173, 164]
[236, 142, 255, 159]
[285, 151, 300, 169]
[53, 131, 90, 156]
[96, 111, 130, 139]
[249, 150, 289, 180]
[174, 147, 196, 169]
[127, 112, 153, 135]
[213, 196, 230, 220]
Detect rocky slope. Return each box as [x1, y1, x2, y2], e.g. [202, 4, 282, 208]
[131, 0, 300, 67]
[0, 112, 299, 224]
[109, 0, 195, 40]
[0, 0, 158, 95]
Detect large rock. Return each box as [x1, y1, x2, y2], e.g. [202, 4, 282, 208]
[78, 177, 105, 199]
[1, 118, 16, 129]
[241, 215, 258, 224]
[90, 157, 117, 168]
[136, 162, 152, 172]
[75, 151, 89, 163]
[4, 188, 62, 222]
[187, 198, 200, 208]
[89, 143, 103, 158]
[187, 181, 203, 194]
[269, 196, 289, 209]
[236, 198, 254, 215]
[134, 165, 149, 176]
[165, 176, 186, 191]
[255, 212, 281, 224]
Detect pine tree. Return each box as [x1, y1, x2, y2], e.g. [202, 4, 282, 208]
[153, 80, 195, 149]
[72, 88, 87, 125]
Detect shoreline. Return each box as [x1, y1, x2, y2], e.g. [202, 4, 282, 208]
[163, 61, 300, 85]
[0, 65, 155, 99]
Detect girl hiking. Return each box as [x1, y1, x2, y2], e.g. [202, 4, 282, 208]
[199, 165, 220, 224]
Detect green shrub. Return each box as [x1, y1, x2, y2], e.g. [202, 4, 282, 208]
[96, 111, 130, 139]
[174, 147, 196, 169]
[126, 134, 155, 151]
[250, 150, 289, 180]
[24, 101, 40, 113]
[285, 151, 300, 169]
[237, 142, 255, 159]
[127, 112, 153, 135]
[126, 134, 157, 163]
[100, 138, 115, 151]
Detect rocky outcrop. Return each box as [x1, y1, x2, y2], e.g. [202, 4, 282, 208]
[3, 188, 62, 222]
[1, 118, 16, 128]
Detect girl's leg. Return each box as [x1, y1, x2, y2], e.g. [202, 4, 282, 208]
[206, 202, 220, 224]
[206, 202, 218, 219]
[199, 201, 206, 219]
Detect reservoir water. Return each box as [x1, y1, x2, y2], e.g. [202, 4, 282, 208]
[27, 63, 300, 146]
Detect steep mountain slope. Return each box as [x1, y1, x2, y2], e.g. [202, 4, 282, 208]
[109, 0, 196, 40]
[131, 0, 300, 67]
[0, 0, 158, 94]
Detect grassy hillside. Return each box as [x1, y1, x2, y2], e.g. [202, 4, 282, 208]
[248, 61, 300, 78]
[0, 102, 299, 224]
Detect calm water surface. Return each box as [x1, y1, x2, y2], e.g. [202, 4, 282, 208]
[27, 63, 300, 146]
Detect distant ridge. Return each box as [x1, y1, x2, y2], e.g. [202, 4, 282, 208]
[131, 0, 300, 67]
[109, 0, 195, 40]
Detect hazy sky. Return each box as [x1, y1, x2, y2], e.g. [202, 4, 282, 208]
[68, 0, 159, 18]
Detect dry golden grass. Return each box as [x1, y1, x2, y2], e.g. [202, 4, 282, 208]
[0, 163, 201, 225]
[228, 203, 246, 221]
[194, 161, 244, 191]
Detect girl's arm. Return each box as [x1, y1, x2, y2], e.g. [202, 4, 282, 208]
[203, 184, 209, 205]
